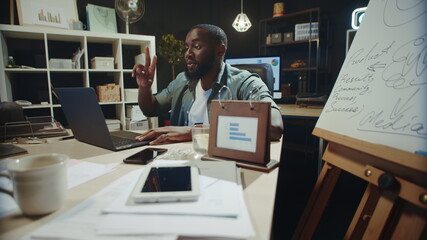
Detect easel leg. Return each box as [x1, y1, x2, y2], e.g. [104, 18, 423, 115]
[345, 183, 381, 240]
[362, 190, 398, 240]
[390, 202, 427, 239]
[292, 162, 341, 240]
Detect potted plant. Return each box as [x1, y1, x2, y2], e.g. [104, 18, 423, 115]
[158, 34, 186, 79]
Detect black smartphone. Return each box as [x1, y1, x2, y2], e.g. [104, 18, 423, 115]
[123, 148, 168, 164]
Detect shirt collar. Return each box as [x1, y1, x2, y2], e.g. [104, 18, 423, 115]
[215, 62, 226, 85]
[211, 62, 229, 94]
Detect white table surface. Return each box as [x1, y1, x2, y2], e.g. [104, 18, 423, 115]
[0, 138, 282, 240]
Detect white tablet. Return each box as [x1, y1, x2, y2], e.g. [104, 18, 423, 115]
[131, 164, 200, 203]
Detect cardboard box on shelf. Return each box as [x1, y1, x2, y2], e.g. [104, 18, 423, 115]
[134, 53, 146, 65]
[49, 59, 72, 69]
[271, 33, 282, 43]
[126, 105, 147, 121]
[126, 118, 149, 131]
[283, 32, 294, 42]
[91, 57, 114, 69]
[124, 88, 138, 102]
[106, 119, 121, 131]
[96, 83, 120, 102]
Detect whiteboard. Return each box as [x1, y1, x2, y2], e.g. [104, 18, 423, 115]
[315, 0, 427, 154]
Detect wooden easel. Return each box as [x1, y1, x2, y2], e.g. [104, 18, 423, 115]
[292, 128, 427, 239]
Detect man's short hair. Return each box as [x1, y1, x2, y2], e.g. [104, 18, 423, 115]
[190, 24, 228, 47]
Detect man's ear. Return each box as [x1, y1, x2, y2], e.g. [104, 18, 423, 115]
[216, 44, 226, 58]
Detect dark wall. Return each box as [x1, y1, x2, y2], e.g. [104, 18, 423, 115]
[1, 0, 369, 93]
[64, 0, 262, 91]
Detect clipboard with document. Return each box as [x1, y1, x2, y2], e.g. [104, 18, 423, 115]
[203, 99, 279, 172]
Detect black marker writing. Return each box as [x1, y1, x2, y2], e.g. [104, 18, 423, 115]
[338, 73, 375, 84]
[349, 41, 394, 66]
[325, 101, 360, 113]
[336, 84, 372, 95]
[358, 88, 426, 138]
[367, 61, 386, 72]
[383, 0, 427, 27]
[382, 33, 427, 89]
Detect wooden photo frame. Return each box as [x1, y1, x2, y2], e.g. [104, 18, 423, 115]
[16, 0, 78, 29]
[203, 100, 278, 172]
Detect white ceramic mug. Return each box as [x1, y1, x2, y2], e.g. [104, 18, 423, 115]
[0, 153, 68, 216]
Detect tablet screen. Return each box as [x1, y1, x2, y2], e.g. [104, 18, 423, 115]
[141, 166, 192, 192]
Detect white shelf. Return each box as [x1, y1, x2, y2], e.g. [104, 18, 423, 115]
[4, 68, 48, 73]
[0, 24, 157, 130]
[21, 104, 51, 109]
[87, 69, 123, 73]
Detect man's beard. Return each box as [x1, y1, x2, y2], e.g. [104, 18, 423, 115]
[185, 54, 216, 81]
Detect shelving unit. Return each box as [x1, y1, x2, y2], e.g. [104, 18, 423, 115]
[259, 7, 327, 98]
[0, 24, 157, 129]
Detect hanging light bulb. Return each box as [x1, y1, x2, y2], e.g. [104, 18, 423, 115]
[232, 0, 251, 32]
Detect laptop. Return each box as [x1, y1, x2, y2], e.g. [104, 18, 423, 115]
[55, 87, 149, 151]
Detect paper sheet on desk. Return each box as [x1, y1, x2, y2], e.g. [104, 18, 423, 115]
[67, 159, 118, 188]
[0, 159, 117, 218]
[23, 167, 177, 240]
[98, 161, 254, 238]
[24, 161, 254, 239]
[103, 160, 240, 217]
[96, 186, 254, 239]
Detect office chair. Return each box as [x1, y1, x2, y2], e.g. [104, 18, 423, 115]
[232, 63, 275, 93]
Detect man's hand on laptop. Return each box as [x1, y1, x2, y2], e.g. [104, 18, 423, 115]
[135, 126, 192, 145]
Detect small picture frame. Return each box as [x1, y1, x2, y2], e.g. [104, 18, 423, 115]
[16, 0, 78, 29]
[204, 100, 278, 172]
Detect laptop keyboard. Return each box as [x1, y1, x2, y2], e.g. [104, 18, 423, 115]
[110, 135, 138, 147]
[110, 130, 141, 139]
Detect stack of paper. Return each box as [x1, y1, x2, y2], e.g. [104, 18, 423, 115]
[24, 160, 255, 239]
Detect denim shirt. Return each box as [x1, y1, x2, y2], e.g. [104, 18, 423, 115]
[155, 63, 279, 126]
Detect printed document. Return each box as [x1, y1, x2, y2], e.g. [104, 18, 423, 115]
[23, 160, 254, 239]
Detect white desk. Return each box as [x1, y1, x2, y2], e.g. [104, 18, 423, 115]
[0, 138, 282, 240]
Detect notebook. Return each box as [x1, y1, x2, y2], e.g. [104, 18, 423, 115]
[55, 87, 149, 151]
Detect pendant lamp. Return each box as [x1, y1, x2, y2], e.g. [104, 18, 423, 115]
[232, 0, 252, 32]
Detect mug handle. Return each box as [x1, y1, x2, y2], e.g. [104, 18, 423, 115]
[0, 173, 13, 197]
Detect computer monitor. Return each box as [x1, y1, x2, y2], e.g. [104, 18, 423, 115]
[226, 56, 281, 99]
